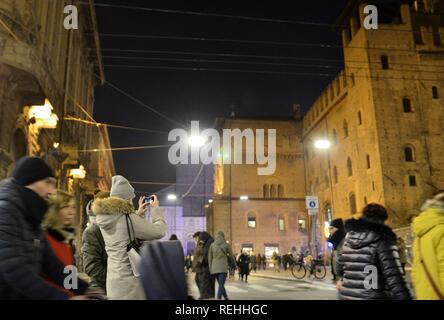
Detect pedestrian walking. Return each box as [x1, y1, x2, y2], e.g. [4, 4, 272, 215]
[411, 192, 444, 300]
[272, 251, 280, 272]
[82, 191, 109, 294]
[327, 218, 345, 282]
[0, 157, 88, 299]
[337, 203, 412, 300]
[262, 254, 267, 270]
[208, 231, 234, 300]
[92, 175, 166, 299]
[238, 251, 250, 282]
[191, 232, 203, 295]
[396, 237, 407, 274]
[196, 231, 215, 299]
[250, 252, 257, 273]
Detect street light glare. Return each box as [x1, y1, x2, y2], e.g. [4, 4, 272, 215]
[314, 139, 331, 149]
[240, 195, 249, 200]
[167, 194, 177, 200]
[188, 135, 205, 147]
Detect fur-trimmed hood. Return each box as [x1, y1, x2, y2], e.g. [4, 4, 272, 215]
[344, 218, 397, 249]
[92, 197, 135, 232]
[91, 197, 134, 216]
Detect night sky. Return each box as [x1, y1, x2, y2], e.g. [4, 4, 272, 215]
[92, 0, 349, 194]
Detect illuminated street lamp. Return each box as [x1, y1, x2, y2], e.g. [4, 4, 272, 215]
[29, 99, 59, 129]
[69, 165, 86, 179]
[208, 199, 213, 203]
[167, 194, 177, 201]
[314, 139, 331, 150]
[240, 195, 249, 201]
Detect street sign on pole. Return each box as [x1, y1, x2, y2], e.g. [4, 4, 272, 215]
[305, 196, 319, 210]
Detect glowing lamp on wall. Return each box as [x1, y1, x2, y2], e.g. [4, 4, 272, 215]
[29, 99, 59, 129]
[69, 165, 86, 179]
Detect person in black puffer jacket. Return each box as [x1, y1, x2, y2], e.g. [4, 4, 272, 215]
[0, 157, 88, 300]
[337, 203, 412, 300]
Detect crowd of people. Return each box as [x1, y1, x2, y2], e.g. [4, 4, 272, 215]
[0, 156, 442, 300]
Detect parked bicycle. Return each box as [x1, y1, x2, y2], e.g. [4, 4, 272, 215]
[291, 254, 327, 280]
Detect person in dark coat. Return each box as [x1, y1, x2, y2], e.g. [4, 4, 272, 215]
[327, 218, 345, 282]
[337, 203, 412, 300]
[196, 231, 215, 299]
[81, 192, 109, 294]
[238, 251, 250, 282]
[250, 252, 257, 273]
[0, 157, 88, 299]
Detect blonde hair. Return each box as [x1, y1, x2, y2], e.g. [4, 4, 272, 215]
[43, 190, 76, 230]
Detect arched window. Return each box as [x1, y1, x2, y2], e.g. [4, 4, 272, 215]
[248, 212, 257, 229]
[270, 184, 277, 198]
[403, 98, 413, 113]
[347, 158, 353, 176]
[404, 146, 415, 162]
[343, 120, 349, 138]
[333, 166, 338, 184]
[432, 86, 439, 99]
[349, 193, 357, 214]
[278, 184, 285, 198]
[278, 215, 286, 231]
[358, 111, 362, 125]
[381, 55, 389, 69]
[263, 184, 270, 198]
[366, 154, 371, 169]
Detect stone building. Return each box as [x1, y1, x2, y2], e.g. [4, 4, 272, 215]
[303, 0, 444, 252]
[208, 113, 309, 259]
[0, 1, 114, 230]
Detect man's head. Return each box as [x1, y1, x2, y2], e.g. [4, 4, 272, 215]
[362, 203, 388, 223]
[328, 218, 344, 236]
[13, 156, 56, 201]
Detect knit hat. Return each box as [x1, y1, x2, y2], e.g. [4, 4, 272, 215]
[329, 218, 344, 230]
[13, 156, 55, 186]
[110, 175, 135, 200]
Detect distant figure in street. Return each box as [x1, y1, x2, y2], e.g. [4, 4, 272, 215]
[396, 237, 407, 274]
[411, 191, 444, 300]
[337, 203, 412, 300]
[208, 231, 234, 300]
[250, 252, 257, 273]
[196, 231, 215, 299]
[82, 191, 109, 294]
[327, 218, 345, 282]
[191, 232, 203, 295]
[272, 251, 280, 272]
[93, 175, 167, 299]
[169, 234, 178, 240]
[0, 157, 88, 299]
[238, 251, 250, 282]
[262, 254, 267, 270]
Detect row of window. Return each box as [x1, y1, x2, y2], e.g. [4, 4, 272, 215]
[247, 214, 306, 231]
[263, 184, 285, 198]
[331, 147, 416, 183]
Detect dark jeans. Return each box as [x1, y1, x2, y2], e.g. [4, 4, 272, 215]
[215, 273, 228, 299]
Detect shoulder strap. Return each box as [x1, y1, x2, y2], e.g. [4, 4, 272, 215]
[418, 236, 444, 300]
[125, 214, 136, 243]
